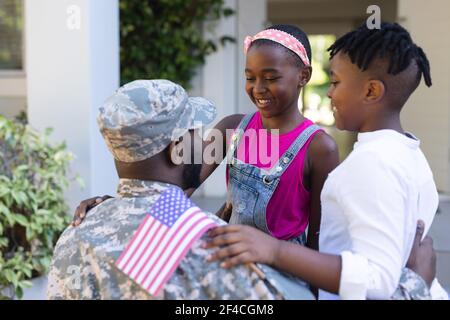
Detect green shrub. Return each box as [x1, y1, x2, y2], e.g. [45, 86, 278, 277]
[0, 115, 76, 299]
[120, 0, 235, 88]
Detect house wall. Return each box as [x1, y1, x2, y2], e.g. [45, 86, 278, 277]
[0, 76, 26, 118]
[25, 0, 119, 210]
[398, 0, 450, 193]
[397, 1, 450, 289]
[268, 0, 397, 34]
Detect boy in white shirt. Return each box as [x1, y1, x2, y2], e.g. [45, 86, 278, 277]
[206, 22, 448, 300]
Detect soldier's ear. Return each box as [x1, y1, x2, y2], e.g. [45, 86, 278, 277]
[168, 140, 183, 165]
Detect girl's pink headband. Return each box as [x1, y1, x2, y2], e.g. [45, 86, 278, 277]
[244, 29, 311, 67]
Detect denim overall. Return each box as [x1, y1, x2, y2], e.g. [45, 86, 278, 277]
[226, 113, 321, 245]
[225, 113, 321, 299]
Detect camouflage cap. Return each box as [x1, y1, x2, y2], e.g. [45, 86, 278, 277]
[98, 79, 217, 162]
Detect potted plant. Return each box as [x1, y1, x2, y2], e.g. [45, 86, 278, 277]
[0, 113, 79, 299]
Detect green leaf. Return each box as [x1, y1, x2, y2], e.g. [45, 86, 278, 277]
[4, 269, 15, 283]
[25, 227, 34, 241]
[0, 114, 77, 292]
[13, 214, 28, 227]
[15, 286, 23, 299]
[0, 237, 8, 248]
[11, 190, 22, 205]
[20, 280, 33, 288]
[0, 185, 9, 197]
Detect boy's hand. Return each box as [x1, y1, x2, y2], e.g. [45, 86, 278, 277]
[203, 225, 280, 268]
[406, 220, 436, 287]
[72, 195, 112, 226]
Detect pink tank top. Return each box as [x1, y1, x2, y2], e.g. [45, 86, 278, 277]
[226, 112, 320, 240]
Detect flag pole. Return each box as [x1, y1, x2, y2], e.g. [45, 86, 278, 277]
[248, 263, 266, 280]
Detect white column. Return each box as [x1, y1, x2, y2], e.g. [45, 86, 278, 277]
[25, 0, 119, 210]
[199, 0, 238, 198]
[398, 0, 450, 193]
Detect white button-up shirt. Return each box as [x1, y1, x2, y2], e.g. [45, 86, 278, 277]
[319, 130, 447, 300]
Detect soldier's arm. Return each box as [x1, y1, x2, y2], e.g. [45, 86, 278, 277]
[47, 229, 83, 300]
[391, 268, 431, 300]
[47, 267, 69, 300]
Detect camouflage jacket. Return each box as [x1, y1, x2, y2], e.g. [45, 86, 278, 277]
[391, 268, 431, 300]
[47, 179, 430, 300]
[47, 179, 314, 300]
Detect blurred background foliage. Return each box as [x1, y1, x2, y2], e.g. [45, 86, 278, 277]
[120, 0, 235, 89]
[0, 114, 77, 299]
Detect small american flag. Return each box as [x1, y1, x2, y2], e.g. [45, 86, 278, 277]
[115, 187, 217, 296]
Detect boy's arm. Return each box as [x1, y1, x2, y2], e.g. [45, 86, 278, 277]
[275, 219, 435, 299]
[305, 131, 339, 297]
[206, 224, 343, 294]
[206, 220, 434, 299]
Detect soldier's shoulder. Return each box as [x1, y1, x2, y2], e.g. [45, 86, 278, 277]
[52, 197, 150, 263]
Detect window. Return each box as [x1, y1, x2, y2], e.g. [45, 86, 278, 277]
[0, 0, 24, 71]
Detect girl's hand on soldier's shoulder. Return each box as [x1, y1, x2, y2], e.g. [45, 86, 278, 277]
[203, 224, 280, 268]
[72, 195, 113, 226]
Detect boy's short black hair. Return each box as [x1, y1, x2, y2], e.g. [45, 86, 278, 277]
[328, 22, 432, 87]
[249, 24, 312, 69]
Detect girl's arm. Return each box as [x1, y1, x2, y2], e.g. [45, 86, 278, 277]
[199, 114, 244, 184]
[305, 131, 339, 251]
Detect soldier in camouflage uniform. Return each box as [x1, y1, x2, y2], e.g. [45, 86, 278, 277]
[48, 179, 298, 299]
[48, 79, 436, 300]
[47, 79, 313, 300]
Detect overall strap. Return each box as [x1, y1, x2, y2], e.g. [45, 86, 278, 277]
[226, 113, 255, 164]
[267, 124, 322, 179]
